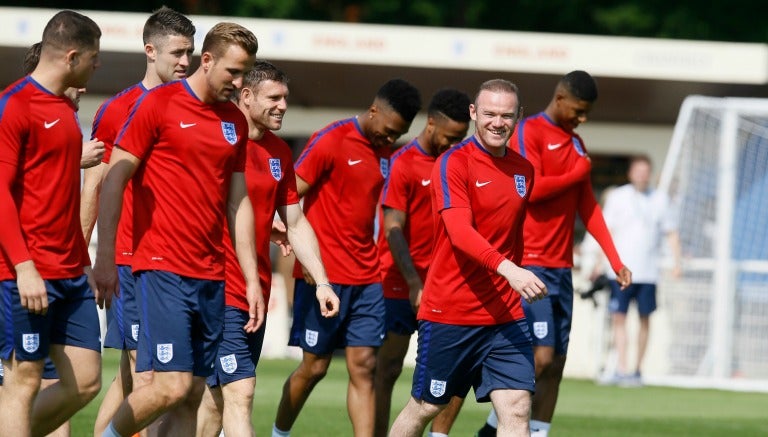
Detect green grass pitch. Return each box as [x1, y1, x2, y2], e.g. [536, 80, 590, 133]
[69, 349, 768, 436]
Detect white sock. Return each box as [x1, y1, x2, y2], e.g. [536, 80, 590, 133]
[486, 408, 498, 428]
[530, 420, 551, 436]
[428, 433, 449, 437]
[102, 422, 121, 437]
[272, 424, 290, 437]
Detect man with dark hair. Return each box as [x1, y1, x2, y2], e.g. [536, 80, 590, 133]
[196, 60, 340, 437]
[272, 78, 421, 437]
[77, 7, 196, 435]
[373, 88, 471, 437]
[390, 78, 546, 437]
[93, 22, 258, 437]
[23, 43, 105, 170]
[477, 70, 632, 437]
[0, 10, 101, 437]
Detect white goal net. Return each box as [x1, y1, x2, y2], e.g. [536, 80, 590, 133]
[654, 96, 768, 390]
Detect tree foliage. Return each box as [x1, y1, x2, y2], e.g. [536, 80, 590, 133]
[8, 0, 766, 43]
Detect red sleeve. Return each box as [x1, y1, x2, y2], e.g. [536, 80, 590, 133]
[278, 150, 299, 206]
[578, 180, 624, 273]
[231, 110, 248, 173]
[441, 207, 506, 271]
[91, 98, 120, 163]
[529, 158, 591, 203]
[294, 131, 335, 185]
[114, 92, 159, 160]
[0, 104, 31, 265]
[381, 155, 410, 212]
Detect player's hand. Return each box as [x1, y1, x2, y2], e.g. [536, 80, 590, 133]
[616, 266, 632, 290]
[408, 284, 423, 313]
[15, 260, 48, 315]
[315, 284, 339, 318]
[270, 220, 292, 257]
[92, 257, 119, 309]
[497, 260, 547, 304]
[244, 280, 265, 333]
[80, 138, 105, 169]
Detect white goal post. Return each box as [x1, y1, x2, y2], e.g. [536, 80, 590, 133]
[653, 95, 768, 391]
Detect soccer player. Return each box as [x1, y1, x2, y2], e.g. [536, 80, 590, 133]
[389, 78, 546, 437]
[77, 8, 196, 435]
[272, 79, 421, 437]
[374, 88, 471, 437]
[0, 10, 102, 437]
[93, 22, 258, 437]
[195, 61, 341, 437]
[476, 70, 632, 437]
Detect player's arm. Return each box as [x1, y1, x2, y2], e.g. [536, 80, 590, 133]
[383, 206, 424, 311]
[93, 147, 140, 309]
[577, 180, 632, 289]
[80, 162, 107, 245]
[228, 172, 265, 332]
[0, 162, 48, 315]
[295, 174, 311, 198]
[278, 202, 339, 318]
[80, 138, 105, 169]
[441, 207, 546, 303]
[528, 157, 591, 203]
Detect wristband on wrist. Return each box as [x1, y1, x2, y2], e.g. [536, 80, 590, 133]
[315, 282, 332, 289]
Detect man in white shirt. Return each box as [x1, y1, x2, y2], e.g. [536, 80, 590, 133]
[602, 154, 681, 386]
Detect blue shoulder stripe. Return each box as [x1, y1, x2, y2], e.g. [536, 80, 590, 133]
[439, 137, 473, 209]
[294, 118, 355, 168]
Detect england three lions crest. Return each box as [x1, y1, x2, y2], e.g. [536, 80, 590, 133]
[22, 333, 40, 353]
[221, 122, 238, 145]
[269, 158, 282, 181]
[514, 174, 527, 198]
[429, 379, 446, 398]
[380, 157, 389, 178]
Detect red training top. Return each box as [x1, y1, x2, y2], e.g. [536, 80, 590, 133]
[0, 76, 90, 279]
[115, 80, 247, 280]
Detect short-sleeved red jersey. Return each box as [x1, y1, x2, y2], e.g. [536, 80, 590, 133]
[92, 83, 147, 266]
[293, 117, 391, 285]
[224, 131, 299, 311]
[418, 136, 533, 326]
[378, 139, 434, 299]
[115, 80, 247, 280]
[510, 112, 587, 268]
[0, 77, 90, 280]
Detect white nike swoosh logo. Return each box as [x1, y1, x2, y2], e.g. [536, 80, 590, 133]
[348, 159, 362, 166]
[421, 179, 431, 186]
[44, 119, 60, 129]
[180, 122, 197, 129]
[475, 180, 492, 187]
[547, 143, 563, 150]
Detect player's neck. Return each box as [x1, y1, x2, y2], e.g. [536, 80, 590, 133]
[417, 130, 437, 157]
[185, 70, 216, 104]
[29, 63, 69, 96]
[248, 124, 266, 141]
[142, 69, 164, 90]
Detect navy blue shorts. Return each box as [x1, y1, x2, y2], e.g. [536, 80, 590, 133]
[521, 266, 574, 356]
[289, 279, 385, 355]
[134, 271, 224, 377]
[385, 298, 417, 336]
[411, 320, 534, 405]
[609, 282, 657, 316]
[104, 265, 140, 350]
[207, 306, 266, 388]
[42, 358, 58, 380]
[0, 276, 101, 362]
